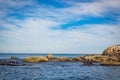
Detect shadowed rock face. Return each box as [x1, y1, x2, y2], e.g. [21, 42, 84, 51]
[0, 60, 30, 66]
[102, 45, 120, 56]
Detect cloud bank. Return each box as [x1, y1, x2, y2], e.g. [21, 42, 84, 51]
[0, 0, 120, 53]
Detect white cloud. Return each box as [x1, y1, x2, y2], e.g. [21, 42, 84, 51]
[1, 0, 120, 22]
[0, 0, 120, 53]
[0, 0, 33, 18]
[0, 17, 120, 53]
[0, 0, 33, 8]
[13, 0, 120, 23]
[61, 0, 120, 17]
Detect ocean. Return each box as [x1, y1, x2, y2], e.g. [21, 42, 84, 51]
[0, 53, 86, 59]
[0, 53, 120, 80]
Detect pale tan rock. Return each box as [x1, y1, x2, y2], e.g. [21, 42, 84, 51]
[47, 54, 54, 59]
[75, 56, 82, 61]
[103, 45, 120, 56]
[101, 61, 120, 66]
[56, 57, 73, 61]
[23, 56, 48, 62]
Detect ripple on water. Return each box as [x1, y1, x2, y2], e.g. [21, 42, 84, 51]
[0, 62, 120, 80]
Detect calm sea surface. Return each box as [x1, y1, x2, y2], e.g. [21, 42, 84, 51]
[0, 53, 86, 59]
[0, 53, 120, 80]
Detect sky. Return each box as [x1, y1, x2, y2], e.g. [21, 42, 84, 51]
[0, 0, 120, 54]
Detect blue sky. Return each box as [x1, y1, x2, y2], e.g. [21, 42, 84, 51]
[0, 0, 120, 53]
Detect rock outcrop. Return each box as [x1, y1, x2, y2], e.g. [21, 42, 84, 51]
[102, 45, 120, 56]
[74, 56, 83, 62]
[101, 61, 120, 66]
[0, 60, 29, 66]
[55, 57, 74, 62]
[23, 56, 48, 62]
[101, 45, 120, 66]
[2, 45, 120, 66]
[47, 54, 54, 59]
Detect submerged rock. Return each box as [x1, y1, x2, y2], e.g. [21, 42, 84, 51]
[23, 56, 48, 62]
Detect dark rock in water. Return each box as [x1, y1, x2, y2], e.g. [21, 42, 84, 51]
[10, 56, 18, 59]
[82, 59, 93, 66]
[0, 59, 31, 66]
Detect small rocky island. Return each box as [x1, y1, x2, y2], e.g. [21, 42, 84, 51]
[0, 45, 120, 66]
[23, 45, 120, 66]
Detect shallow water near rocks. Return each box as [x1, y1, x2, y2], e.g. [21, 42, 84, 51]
[0, 61, 120, 80]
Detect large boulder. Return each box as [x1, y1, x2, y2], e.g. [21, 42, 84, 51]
[102, 45, 120, 56]
[47, 54, 54, 59]
[23, 56, 48, 62]
[101, 45, 120, 66]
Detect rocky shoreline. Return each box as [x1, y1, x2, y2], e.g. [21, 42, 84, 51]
[0, 45, 120, 66]
[23, 45, 120, 66]
[0, 54, 120, 66]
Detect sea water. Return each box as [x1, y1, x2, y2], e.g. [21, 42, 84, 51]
[0, 53, 120, 80]
[0, 53, 85, 59]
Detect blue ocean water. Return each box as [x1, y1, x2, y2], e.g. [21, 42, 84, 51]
[0, 53, 120, 80]
[0, 53, 86, 59]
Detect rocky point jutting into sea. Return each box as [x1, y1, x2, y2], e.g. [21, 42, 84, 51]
[0, 45, 120, 66]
